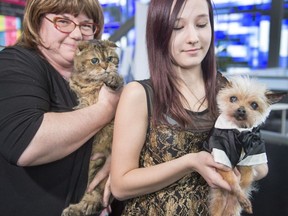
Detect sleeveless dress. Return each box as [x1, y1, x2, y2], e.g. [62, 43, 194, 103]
[121, 75, 227, 216]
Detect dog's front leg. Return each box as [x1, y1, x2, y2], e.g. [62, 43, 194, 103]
[218, 169, 252, 214]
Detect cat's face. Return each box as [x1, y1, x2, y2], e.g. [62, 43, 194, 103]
[73, 40, 119, 81]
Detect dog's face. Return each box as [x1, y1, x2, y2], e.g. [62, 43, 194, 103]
[217, 76, 285, 128]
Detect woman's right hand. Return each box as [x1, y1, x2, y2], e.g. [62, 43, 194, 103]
[98, 84, 123, 119]
[192, 151, 232, 191]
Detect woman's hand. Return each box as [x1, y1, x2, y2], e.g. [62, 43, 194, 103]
[102, 175, 112, 207]
[87, 153, 112, 206]
[192, 151, 232, 191]
[98, 84, 123, 120]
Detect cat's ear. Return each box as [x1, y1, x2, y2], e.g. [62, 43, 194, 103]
[75, 41, 90, 55]
[265, 91, 287, 104]
[105, 40, 118, 48]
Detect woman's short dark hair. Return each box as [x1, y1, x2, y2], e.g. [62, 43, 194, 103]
[17, 0, 104, 49]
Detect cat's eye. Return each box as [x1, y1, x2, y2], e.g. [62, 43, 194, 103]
[106, 56, 113, 62]
[251, 102, 259, 110]
[106, 56, 119, 65]
[91, 58, 99, 64]
[230, 96, 237, 103]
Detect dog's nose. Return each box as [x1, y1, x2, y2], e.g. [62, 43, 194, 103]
[237, 107, 246, 117]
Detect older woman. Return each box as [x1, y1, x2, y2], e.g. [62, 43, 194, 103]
[0, 0, 121, 215]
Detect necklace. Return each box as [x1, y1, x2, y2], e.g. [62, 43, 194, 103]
[182, 81, 206, 110]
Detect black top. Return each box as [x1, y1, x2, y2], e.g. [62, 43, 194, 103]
[0, 46, 92, 216]
[121, 79, 215, 216]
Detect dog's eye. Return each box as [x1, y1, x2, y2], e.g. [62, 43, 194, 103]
[90, 58, 99, 64]
[230, 96, 237, 103]
[251, 102, 258, 110]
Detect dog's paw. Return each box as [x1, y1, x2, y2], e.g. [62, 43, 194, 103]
[238, 195, 252, 214]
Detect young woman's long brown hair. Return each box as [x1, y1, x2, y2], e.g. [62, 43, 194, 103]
[146, 0, 217, 128]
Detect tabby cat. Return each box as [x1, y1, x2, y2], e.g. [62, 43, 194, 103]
[61, 39, 124, 216]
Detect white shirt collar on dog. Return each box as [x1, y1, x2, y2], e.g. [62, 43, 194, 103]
[215, 114, 253, 132]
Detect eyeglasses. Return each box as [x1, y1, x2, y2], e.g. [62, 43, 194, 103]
[45, 16, 99, 36]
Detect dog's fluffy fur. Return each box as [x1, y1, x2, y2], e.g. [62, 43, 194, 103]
[61, 39, 124, 216]
[204, 76, 286, 216]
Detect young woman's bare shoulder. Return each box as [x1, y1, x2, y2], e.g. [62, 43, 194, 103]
[118, 81, 147, 116]
[121, 81, 146, 99]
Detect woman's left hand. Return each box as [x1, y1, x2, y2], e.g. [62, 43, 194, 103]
[87, 153, 112, 206]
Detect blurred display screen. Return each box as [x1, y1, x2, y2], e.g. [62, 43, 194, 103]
[213, 0, 271, 7]
[0, 0, 26, 6]
[213, 0, 272, 69]
[100, 0, 136, 41]
[279, 19, 288, 68]
[0, 15, 21, 46]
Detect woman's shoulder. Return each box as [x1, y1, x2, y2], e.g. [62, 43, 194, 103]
[120, 80, 152, 109]
[136, 79, 151, 86]
[0, 45, 52, 83]
[117, 80, 149, 117]
[1, 45, 39, 58]
[122, 80, 147, 98]
[0, 45, 45, 68]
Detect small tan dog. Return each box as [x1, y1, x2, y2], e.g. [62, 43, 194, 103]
[204, 76, 286, 216]
[61, 39, 124, 216]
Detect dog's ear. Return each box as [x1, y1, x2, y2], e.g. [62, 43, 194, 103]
[265, 91, 287, 104]
[221, 80, 233, 89]
[226, 80, 233, 88]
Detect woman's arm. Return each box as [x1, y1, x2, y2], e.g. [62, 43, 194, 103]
[110, 82, 231, 201]
[17, 85, 121, 166]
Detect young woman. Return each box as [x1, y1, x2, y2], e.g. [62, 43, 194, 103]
[110, 0, 268, 215]
[0, 0, 121, 215]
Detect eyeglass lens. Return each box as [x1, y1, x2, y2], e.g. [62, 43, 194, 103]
[52, 17, 97, 36]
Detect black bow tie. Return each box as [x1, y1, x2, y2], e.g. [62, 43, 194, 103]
[236, 126, 262, 154]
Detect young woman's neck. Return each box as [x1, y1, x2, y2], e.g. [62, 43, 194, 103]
[177, 65, 203, 86]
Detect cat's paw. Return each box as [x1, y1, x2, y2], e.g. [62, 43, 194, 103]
[61, 204, 84, 216]
[104, 73, 124, 91]
[80, 191, 104, 215]
[61, 200, 102, 216]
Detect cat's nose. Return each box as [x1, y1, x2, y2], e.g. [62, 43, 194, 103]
[101, 63, 108, 70]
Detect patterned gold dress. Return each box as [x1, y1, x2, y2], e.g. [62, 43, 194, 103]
[121, 75, 226, 216]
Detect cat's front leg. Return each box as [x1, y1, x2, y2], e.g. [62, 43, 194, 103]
[61, 190, 104, 216]
[61, 203, 85, 216]
[104, 72, 124, 91]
